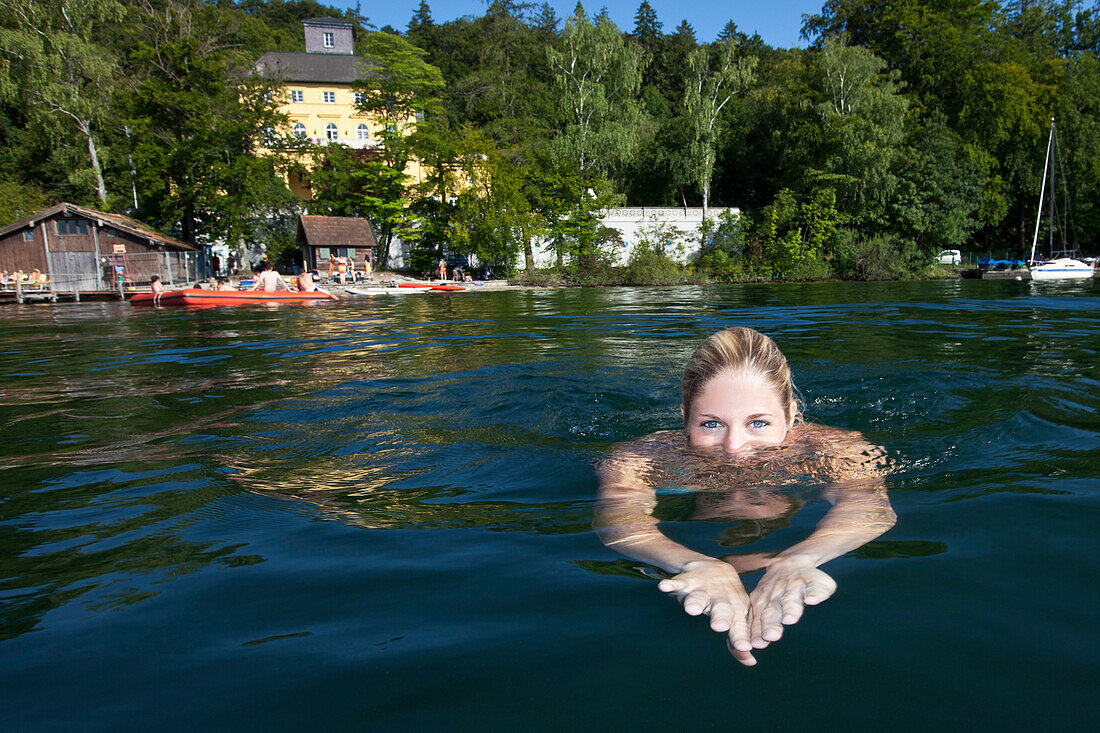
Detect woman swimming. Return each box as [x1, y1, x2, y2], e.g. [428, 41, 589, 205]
[595, 327, 896, 665]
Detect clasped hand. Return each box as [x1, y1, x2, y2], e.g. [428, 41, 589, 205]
[657, 557, 836, 666]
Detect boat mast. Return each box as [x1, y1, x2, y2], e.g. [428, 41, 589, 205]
[1030, 117, 1055, 265]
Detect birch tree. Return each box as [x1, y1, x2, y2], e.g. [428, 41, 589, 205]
[547, 4, 643, 177]
[0, 0, 123, 205]
[683, 33, 756, 216]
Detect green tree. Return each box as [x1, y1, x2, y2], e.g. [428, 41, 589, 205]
[0, 0, 123, 205]
[124, 0, 296, 246]
[352, 30, 444, 266]
[547, 4, 643, 177]
[684, 33, 757, 216]
[812, 35, 908, 226]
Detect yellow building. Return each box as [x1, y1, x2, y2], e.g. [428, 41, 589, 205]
[254, 17, 424, 199]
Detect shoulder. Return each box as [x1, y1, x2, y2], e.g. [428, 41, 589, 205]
[597, 430, 681, 480]
[790, 422, 890, 478]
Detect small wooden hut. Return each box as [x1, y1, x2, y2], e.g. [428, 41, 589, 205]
[297, 215, 377, 274]
[0, 203, 197, 292]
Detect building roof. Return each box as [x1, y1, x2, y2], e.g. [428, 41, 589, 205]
[298, 215, 378, 249]
[254, 51, 371, 84]
[302, 17, 354, 28]
[0, 202, 196, 250]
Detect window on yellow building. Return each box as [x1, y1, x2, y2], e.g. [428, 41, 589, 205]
[290, 90, 304, 103]
[325, 123, 338, 141]
[354, 92, 365, 106]
[293, 123, 307, 139]
[357, 124, 370, 141]
[323, 91, 335, 104]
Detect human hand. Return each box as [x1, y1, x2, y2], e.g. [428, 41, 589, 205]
[747, 559, 836, 649]
[657, 559, 757, 666]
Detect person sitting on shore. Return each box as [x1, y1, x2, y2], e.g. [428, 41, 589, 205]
[595, 326, 896, 666]
[250, 262, 289, 292]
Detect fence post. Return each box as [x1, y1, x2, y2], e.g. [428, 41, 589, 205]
[15, 278, 23, 304]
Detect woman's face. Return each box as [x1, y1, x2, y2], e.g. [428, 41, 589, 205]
[682, 370, 792, 453]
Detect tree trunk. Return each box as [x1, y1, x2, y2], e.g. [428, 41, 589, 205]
[381, 229, 393, 270]
[523, 222, 535, 273]
[80, 120, 108, 206]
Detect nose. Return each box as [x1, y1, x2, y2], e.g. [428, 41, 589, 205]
[722, 428, 752, 454]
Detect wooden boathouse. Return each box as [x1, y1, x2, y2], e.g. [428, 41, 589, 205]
[297, 214, 377, 275]
[0, 203, 197, 301]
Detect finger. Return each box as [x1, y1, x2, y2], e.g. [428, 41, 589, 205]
[657, 578, 683, 594]
[804, 574, 837, 606]
[682, 590, 709, 616]
[780, 583, 805, 625]
[707, 599, 735, 633]
[758, 598, 785, 644]
[726, 636, 757, 666]
[728, 613, 753, 653]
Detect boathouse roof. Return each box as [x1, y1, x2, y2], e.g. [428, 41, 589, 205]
[298, 214, 378, 250]
[0, 203, 196, 251]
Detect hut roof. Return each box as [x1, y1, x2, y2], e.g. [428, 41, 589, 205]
[298, 215, 377, 250]
[0, 203, 196, 251]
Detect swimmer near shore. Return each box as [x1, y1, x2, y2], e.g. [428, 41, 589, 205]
[595, 327, 897, 666]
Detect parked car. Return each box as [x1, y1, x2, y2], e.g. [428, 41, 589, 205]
[937, 249, 962, 265]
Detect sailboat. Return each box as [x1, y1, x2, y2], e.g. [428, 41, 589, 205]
[1028, 118, 1095, 280]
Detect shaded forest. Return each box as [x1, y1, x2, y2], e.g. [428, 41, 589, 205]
[2, 0, 1098, 280]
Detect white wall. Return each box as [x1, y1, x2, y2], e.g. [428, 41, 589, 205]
[528, 206, 740, 267]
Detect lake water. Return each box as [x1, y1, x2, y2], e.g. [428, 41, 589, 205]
[1, 280, 1097, 731]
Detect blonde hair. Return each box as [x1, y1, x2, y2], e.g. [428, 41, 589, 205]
[681, 327, 801, 425]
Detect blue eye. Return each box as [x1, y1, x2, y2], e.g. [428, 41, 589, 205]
[701, 420, 721, 429]
[749, 419, 769, 429]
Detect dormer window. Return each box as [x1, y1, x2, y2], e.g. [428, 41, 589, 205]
[323, 32, 334, 48]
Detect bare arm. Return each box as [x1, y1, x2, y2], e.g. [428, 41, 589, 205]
[595, 446, 758, 664]
[741, 436, 896, 649]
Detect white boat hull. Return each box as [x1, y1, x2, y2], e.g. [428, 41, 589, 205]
[345, 287, 422, 295]
[1029, 258, 1095, 281]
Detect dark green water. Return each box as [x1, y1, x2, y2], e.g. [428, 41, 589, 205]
[1, 280, 1097, 731]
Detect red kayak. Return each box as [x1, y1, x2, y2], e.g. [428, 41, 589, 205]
[431, 285, 466, 291]
[130, 288, 337, 306]
[397, 282, 435, 289]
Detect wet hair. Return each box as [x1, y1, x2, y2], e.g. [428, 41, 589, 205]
[150, 275, 160, 283]
[681, 327, 801, 425]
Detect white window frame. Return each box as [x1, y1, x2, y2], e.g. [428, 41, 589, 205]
[325, 123, 339, 141]
[354, 91, 365, 106]
[323, 32, 334, 48]
[293, 122, 307, 139]
[322, 91, 336, 104]
[356, 124, 370, 141]
[290, 90, 304, 103]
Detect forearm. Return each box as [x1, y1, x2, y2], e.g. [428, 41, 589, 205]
[594, 500, 717, 573]
[772, 490, 896, 569]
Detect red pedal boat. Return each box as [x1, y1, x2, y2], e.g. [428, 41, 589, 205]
[130, 288, 337, 306]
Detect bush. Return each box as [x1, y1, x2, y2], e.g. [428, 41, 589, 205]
[833, 230, 925, 280]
